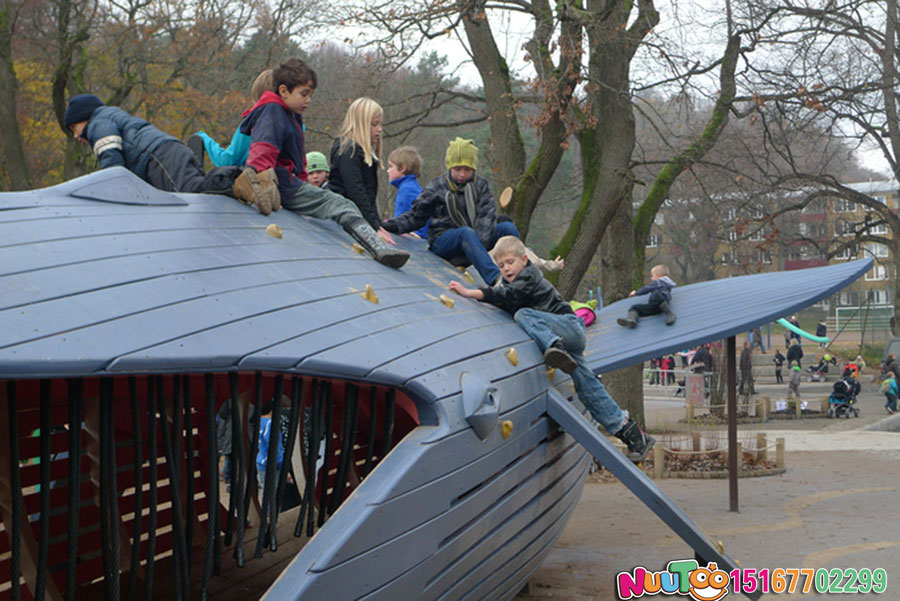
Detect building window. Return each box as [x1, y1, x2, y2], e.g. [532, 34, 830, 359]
[751, 207, 764, 219]
[724, 207, 737, 220]
[646, 233, 662, 248]
[749, 228, 764, 241]
[727, 229, 739, 241]
[864, 242, 889, 258]
[838, 290, 860, 306]
[834, 198, 857, 213]
[865, 265, 888, 281]
[757, 250, 772, 264]
[865, 222, 887, 235]
[835, 245, 858, 260]
[835, 220, 855, 237]
[869, 288, 890, 305]
[721, 252, 732, 264]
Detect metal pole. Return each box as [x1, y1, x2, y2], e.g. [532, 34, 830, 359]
[727, 336, 739, 512]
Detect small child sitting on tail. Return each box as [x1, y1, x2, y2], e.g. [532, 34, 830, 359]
[617, 264, 677, 328]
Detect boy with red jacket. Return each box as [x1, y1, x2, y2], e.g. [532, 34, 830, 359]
[238, 58, 408, 269]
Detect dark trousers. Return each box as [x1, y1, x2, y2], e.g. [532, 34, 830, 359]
[146, 140, 242, 194]
[630, 289, 667, 316]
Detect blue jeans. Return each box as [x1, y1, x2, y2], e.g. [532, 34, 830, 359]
[430, 221, 519, 284]
[886, 392, 897, 412]
[513, 308, 627, 435]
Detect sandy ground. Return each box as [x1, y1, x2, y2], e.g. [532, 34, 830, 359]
[517, 384, 900, 600]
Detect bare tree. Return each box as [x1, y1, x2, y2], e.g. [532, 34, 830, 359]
[0, 0, 31, 189]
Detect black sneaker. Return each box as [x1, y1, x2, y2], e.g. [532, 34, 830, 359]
[544, 342, 578, 374]
[615, 418, 656, 463]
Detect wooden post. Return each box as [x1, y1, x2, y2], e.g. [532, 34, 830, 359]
[776, 438, 785, 469]
[737, 442, 744, 477]
[795, 396, 802, 418]
[686, 401, 693, 422]
[653, 444, 665, 479]
[692, 431, 701, 452]
[821, 398, 829, 413]
[727, 336, 738, 512]
[757, 433, 767, 462]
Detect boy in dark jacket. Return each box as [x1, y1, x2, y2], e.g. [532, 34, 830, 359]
[382, 137, 518, 284]
[64, 94, 254, 196]
[617, 264, 677, 328]
[449, 236, 655, 462]
[239, 58, 408, 268]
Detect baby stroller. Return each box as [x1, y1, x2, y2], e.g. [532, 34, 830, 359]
[827, 377, 860, 418]
[806, 354, 836, 382]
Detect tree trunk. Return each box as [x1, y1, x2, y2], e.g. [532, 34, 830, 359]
[0, 1, 31, 190]
[600, 199, 646, 427]
[462, 1, 526, 195]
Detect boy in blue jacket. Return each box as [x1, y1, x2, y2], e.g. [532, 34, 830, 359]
[239, 58, 408, 268]
[449, 236, 655, 462]
[617, 264, 677, 328]
[64, 94, 258, 197]
[382, 137, 517, 284]
[387, 146, 427, 238]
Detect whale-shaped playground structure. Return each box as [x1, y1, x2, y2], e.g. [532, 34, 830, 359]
[0, 167, 870, 601]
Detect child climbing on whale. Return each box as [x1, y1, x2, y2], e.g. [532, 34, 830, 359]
[617, 264, 677, 328]
[448, 235, 655, 463]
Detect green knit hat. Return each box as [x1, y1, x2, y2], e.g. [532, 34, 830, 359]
[445, 137, 478, 170]
[306, 151, 329, 173]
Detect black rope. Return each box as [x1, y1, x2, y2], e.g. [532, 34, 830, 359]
[302, 381, 323, 538]
[127, 377, 142, 601]
[103, 378, 122, 601]
[295, 380, 316, 538]
[36, 379, 51, 601]
[170, 375, 188, 600]
[381, 389, 396, 461]
[228, 372, 245, 566]
[157, 377, 185, 601]
[183, 375, 194, 581]
[243, 373, 263, 563]
[65, 379, 83, 601]
[317, 383, 334, 528]
[7, 382, 21, 601]
[363, 386, 377, 477]
[202, 374, 218, 600]
[144, 377, 159, 601]
[270, 377, 302, 551]
[328, 383, 358, 516]
[256, 375, 282, 558]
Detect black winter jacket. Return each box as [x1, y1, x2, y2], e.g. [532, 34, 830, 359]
[787, 344, 803, 365]
[382, 172, 497, 247]
[328, 138, 380, 229]
[84, 106, 176, 180]
[480, 262, 574, 317]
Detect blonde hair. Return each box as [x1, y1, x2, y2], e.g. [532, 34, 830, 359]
[387, 146, 422, 177]
[250, 69, 274, 101]
[337, 97, 383, 167]
[490, 236, 527, 262]
[651, 264, 669, 277]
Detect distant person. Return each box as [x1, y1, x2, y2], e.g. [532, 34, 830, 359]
[616, 264, 677, 328]
[238, 58, 408, 267]
[305, 151, 330, 187]
[783, 328, 791, 351]
[256, 399, 284, 488]
[789, 315, 802, 345]
[383, 137, 519, 284]
[773, 349, 786, 383]
[787, 338, 803, 368]
[815, 319, 827, 347]
[739, 341, 755, 395]
[751, 326, 765, 353]
[882, 372, 898, 414]
[193, 68, 273, 167]
[448, 236, 655, 462]
[387, 145, 427, 238]
[64, 94, 249, 195]
[787, 363, 802, 400]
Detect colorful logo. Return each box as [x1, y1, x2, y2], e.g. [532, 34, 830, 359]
[617, 560, 730, 600]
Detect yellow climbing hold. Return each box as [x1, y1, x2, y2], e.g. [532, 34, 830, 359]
[717, 540, 725, 554]
[265, 224, 283, 239]
[439, 294, 455, 308]
[362, 284, 379, 304]
[546, 367, 556, 382]
[506, 347, 518, 366]
[463, 271, 474, 284]
[351, 243, 365, 254]
[501, 420, 514, 439]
